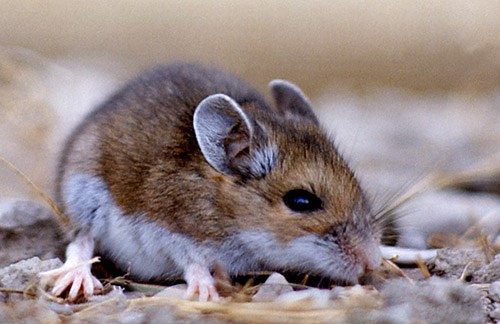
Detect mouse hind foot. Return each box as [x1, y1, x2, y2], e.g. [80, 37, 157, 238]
[183, 263, 220, 302]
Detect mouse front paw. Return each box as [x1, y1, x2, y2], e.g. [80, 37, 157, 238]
[39, 260, 103, 301]
[184, 264, 220, 302]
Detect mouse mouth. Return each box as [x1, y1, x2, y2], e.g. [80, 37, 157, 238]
[323, 258, 366, 286]
[325, 276, 358, 287]
[258, 261, 362, 287]
[327, 268, 362, 286]
[289, 265, 362, 287]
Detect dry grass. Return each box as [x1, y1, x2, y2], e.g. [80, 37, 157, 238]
[0, 155, 70, 227]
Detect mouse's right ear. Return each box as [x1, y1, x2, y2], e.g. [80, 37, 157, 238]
[269, 80, 319, 125]
[194, 94, 277, 178]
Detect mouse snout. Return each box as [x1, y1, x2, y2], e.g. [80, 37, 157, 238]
[355, 239, 382, 273]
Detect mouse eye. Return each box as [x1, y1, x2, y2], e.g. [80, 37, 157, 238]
[283, 189, 323, 213]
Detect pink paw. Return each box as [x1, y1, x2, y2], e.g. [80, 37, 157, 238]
[39, 262, 103, 301]
[184, 264, 219, 302]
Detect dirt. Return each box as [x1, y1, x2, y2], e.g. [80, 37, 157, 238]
[0, 229, 498, 323]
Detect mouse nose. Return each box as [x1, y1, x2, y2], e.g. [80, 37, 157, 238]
[357, 240, 382, 273]
[362, 254, 380, 272]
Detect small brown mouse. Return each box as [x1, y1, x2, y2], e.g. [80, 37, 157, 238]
[40, 63, 383, 301]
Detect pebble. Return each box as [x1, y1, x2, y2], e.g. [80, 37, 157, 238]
[252, 272, 293, 302]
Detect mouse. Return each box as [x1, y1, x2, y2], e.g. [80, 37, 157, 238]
[40, 62, 383, 301]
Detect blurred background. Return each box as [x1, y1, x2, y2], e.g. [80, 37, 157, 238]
[2, 0, 500, 94]
[0, 1, 499, 243]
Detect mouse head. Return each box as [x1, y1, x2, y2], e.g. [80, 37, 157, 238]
[193, 81, 382, 284]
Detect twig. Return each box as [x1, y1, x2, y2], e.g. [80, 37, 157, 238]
[0, 155, 70, 225]
[0, 287, 37, 297]
[415, 256, 431, 279]
[459, 262, 473, 282]
[382, 259, 413, 282]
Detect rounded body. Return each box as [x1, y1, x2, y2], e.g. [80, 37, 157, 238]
[57, 63, 382, 286]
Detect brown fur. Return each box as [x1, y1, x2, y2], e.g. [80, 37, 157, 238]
[58, 63, 375, 245]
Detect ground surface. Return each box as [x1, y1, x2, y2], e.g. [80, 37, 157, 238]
[0, 220, 498, 323]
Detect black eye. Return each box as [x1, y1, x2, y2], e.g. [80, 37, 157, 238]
[283, 189, 323, 213]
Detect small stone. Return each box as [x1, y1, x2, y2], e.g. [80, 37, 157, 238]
[382, 277, 485, 323]
[346, 284, 370, 297]
[69, 289, 131, 321]
[490, 303, 500, 320]
[0, 257, 62, 301]
[330, 286, 348, 300]
[489, 281, 500, 303]
[252, 272, 293, 302]
[88, 285, 126, 302]
[275, 288, 331, 308]
[0, 300, 61, 323]
[428, 248, 488, 280]
[474, 255, 500, 283]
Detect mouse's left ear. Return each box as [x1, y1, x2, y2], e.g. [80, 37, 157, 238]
[194, 94, 278, 178]
[269, 80, 319, 125]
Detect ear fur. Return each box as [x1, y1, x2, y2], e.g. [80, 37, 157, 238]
[269, 80, 318, 125]
[193, 94, 277, 177]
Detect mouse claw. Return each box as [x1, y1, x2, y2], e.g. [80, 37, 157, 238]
[39, 259, 103, 301]
[39, 229, 102, 301]
[185, 280, 219, 302]
[184, 264, 220, 302]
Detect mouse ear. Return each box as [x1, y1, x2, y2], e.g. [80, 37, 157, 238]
[269, 80, 319, 125]
[194, 94, 277, 178]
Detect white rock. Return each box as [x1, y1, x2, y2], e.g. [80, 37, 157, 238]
[252, 272, 293, 302]
[275, 288, 331, 308]
[489, 281, 500, 303]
